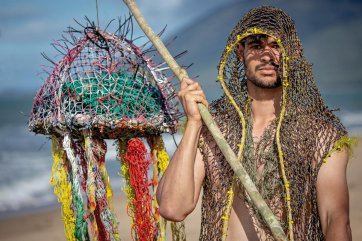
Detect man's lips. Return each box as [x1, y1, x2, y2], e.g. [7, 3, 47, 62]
[258, 65, 277, 71]
[257, 66, 277, 74]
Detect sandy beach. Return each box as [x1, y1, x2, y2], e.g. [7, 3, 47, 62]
[0, 137, 361, 241]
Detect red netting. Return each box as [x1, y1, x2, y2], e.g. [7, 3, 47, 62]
[123, 138, 157, 241]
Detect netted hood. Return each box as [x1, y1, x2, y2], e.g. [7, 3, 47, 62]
[224, 5, 302, 64]
[216, 5, 348, 147]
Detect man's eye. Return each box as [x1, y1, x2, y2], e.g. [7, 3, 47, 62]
[250, 44, 262, 49]
[271, 44, 280, 49]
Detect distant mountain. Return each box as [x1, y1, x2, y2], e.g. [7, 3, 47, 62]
[166, 0, 362, 101]
[165, 1, 247, 99]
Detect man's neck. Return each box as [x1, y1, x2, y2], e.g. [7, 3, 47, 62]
[247, 82, 282, 136]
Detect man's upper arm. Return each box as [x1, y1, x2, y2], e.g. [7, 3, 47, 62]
[316, 148, 350, 235]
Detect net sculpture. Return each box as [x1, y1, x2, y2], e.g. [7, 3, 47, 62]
[28, 18, 186, 241]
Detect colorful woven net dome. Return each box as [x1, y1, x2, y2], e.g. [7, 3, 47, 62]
[29, 20, 180, 139]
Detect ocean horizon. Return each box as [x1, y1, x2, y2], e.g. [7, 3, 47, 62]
[0, 90, 361, 219]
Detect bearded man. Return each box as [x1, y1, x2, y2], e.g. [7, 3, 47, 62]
[156, 6, 353, 241]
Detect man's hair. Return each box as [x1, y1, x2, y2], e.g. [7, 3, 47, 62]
[239, 34, 269, 47]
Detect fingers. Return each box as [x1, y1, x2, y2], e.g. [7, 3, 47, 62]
[180, 78, 201, 91]
[188, 94, 208, 108]
[183, 91, 208, 105]
[178, 78, 208, 122]
[178, 90, 206, 101]
[178, 79, 207, 107]
[182, 93, 208, 122]
[179, 91, 208, 107]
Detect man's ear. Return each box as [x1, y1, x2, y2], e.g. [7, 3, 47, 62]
[235, 42, 244, 61]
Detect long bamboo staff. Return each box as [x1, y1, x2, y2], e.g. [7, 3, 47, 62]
[122, 1, 288, 240]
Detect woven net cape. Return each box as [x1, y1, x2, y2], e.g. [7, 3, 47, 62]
[29, 18, 186, 241]
[197, 5, 355, 241]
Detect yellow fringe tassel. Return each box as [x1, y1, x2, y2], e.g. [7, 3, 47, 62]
[221, 181, 235, 241]
[322, 136, 358, 164]
[155, 138, 168, 240]
[50, 136, 76, 241]
[157, 148, 169, 174]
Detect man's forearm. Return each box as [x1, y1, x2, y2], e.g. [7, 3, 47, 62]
[325, 219, 352, 241]
[156, 120, 203, 221]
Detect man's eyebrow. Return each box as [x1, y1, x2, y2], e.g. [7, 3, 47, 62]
[245, 38, 261, 45]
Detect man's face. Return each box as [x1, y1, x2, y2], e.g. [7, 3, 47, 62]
[236, 35, 282, 89]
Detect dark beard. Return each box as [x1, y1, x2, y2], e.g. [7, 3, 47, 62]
[248, 75, 282, 89]
[246, 62, 282, 89]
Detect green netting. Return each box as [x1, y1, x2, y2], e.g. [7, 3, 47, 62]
[61, 70, 162, 119]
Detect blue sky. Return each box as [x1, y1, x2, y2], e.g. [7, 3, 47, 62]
[0, 0, 361, 98]
[0, 0, 233, 92]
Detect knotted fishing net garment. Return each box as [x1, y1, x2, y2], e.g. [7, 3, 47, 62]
[198, 6, 354, 241]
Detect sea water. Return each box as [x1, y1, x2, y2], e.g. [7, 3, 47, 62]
[0, 92, 360, 219]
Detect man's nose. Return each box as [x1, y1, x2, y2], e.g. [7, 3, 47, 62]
[260, 47, 274, 62]
[260, 46, 278, 63]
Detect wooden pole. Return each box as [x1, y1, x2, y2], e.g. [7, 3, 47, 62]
[122, 1, 288, 240]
